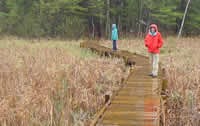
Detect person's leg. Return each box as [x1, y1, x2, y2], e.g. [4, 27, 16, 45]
[152, 53, 159, 76]
[115, 40, 117, 50]
[149, 53, 153, 75]
[113, 40, 117, 51]
[112, 40, 114, 50]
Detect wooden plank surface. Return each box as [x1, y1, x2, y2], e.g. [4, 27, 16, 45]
[81, 42, 162, 126]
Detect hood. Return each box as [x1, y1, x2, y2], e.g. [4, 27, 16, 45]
[149, 24, 158, 32]
[112, 24, 117, 29]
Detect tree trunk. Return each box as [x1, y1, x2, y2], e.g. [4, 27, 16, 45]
[138, 0, 143, 37]
[106, 0, 110, 39]
[178, 0, 191, 38]
[118, 1, 123, 35]
[118, 15, 121, 32]
[92, 16, 95, 39]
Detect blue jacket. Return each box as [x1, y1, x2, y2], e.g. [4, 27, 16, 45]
[111, 24, 118, 40]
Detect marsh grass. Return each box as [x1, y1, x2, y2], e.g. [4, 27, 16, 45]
[0, 38, 128, 126]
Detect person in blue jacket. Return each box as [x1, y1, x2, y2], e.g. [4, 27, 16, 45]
[111, 24, 118, 51]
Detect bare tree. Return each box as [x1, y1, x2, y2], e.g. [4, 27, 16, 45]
[91, 16, 95, 38]
[106, 0, 111, 39]
[178, 0, 192, 38]
[138, 0, 143, 37]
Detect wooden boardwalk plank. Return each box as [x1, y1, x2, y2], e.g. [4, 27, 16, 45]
[81, 42, 163, 126]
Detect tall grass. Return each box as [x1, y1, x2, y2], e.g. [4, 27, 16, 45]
[0, 38, 129, 126]
[164, 38, 200, 126]
[101, 37, 200, 126]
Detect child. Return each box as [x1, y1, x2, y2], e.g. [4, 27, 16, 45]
[111, 24, 118, 51]
[145, 24, 163, 78]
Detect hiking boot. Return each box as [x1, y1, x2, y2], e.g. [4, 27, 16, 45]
[152, 75, 158, 78]
[148, 73, 153, 77]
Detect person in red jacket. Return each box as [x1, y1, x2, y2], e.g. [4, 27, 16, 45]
[145, 24, 163, 78]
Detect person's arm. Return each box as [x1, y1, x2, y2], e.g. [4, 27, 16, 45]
[115, 29, 118, 40]
[111, 30, 114, 40]
[158, 33, 163, 48]
[144, 35, 149, 47]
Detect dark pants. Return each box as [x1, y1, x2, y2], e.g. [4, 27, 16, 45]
[112, 40, 117, 51]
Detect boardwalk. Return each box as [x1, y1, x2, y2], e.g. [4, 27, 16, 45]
[81, 42, 164, 126]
